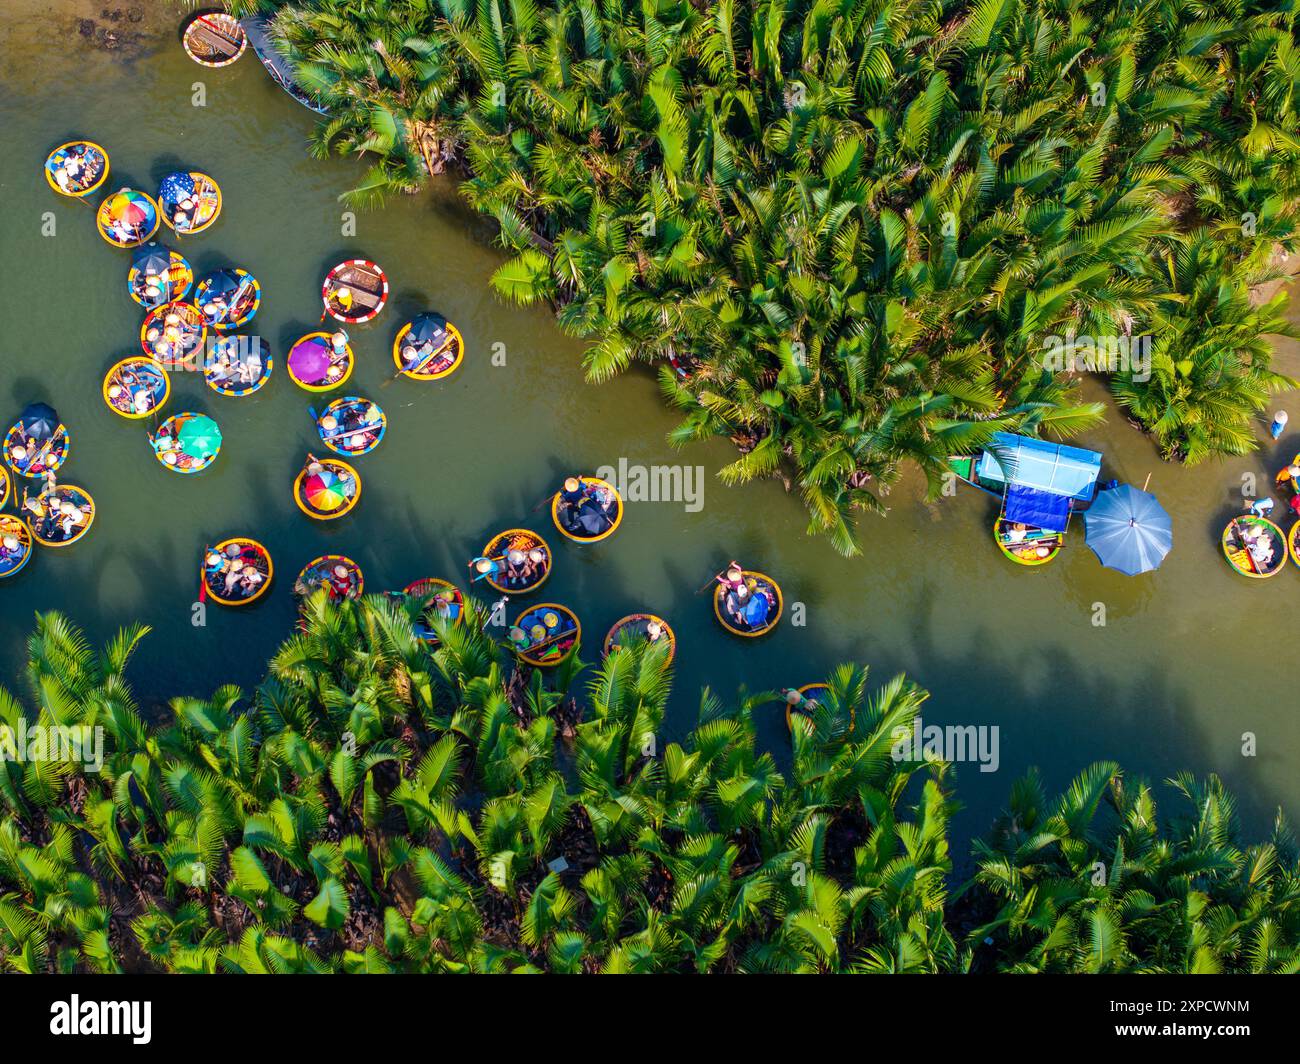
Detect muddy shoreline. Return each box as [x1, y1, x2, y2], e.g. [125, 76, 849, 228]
[1, 1, 187, 58]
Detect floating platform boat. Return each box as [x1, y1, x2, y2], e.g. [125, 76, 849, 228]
[26, 485, 94, 548]
[141, 300, 207, 367]
[511, 603, 581, 667]
[312, 397, 386, 456]
[96, 188, 160, 248]
[4, 414, 70, 479]
[128, 246, 193, 308]
[182, 12, 247, 67]
[1223, 515, 1287, 578]
[397, 577, 465, 644]
[159, 171, 221, 235]
[603, 613, 675, 661]
[0, 515, 33, 579]
[392, 313, 463, 381]
[204, 538, 273, 606]
[288, 332, 353, 391]
[241, 15, 330, 115]
[205, 336, 272, 396]
[195, 268, 260, 332]
[322, 259, 388, 323]
[551, 475, 623, 543]
[713, 569, 783, 637]
[473, 529, 551, 594]
[102, 356, 170, 419]
[151, 412, 222, 475]
[294, 456, 361, 520]
[994, 517, 1063, 566]
[44, 140, 109, 198]
[296, 555, 364, 602]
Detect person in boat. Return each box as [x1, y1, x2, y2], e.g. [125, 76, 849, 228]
[469, 555, 503, 585]
[726, 578, 772, 630]
[505, 548, 529, 587]
[331, 286, 354, 316]
[22, 492, 48, 530]
[173, 197, 197, 231]
[526, 547, 547, 582]
[645, 619, 665, 645]
[401, 335, 452, 375]
[330, 330, 349, 358]
[1276, 464, 1300, 492]
[1241, 521, 1277, 568]
[56, 499, 88, 540]
[508, 625, 532, 652]
[1004, 522, 1029, 543]
[429, 588, 460, 620]
[783, 688, 821, 718]
[717, 562, 746, 595]
[0, 532, 24, 567]
[201, 292, 229, 325]
[1249, 497, 1275, 519]
[327, 564, 355, 600]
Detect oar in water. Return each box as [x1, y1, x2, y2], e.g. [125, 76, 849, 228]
[696, 565, 733, 595]
[382, 340, 452, 387]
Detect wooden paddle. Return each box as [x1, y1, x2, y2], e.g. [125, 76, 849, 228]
[24, 430, 61, 476]
[512, 624, 577, 657]
[696, 564, 735, 595]
[382, 338, 453, 387]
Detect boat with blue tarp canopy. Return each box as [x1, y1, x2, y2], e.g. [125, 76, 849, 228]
[976, 432, 1101, 501]
[1003, 483, 1071, 533]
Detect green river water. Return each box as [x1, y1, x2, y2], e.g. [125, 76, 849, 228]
[2, 4, 1299, 850]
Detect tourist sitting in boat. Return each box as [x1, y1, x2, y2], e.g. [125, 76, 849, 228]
[294, 562, 359, 602]
[400, 337, 453, 376]
[331, 330, 349, 358]
[51, 145, 103, 194]
[724, 580, 774, 630]
[206, 547, 265, 601]
[27, 492, 89, 544]
[1241, 522, 1277, 568]
[172, 198, 198, 232]
[556, 476, 616, 535]
[784, 688, 821, 718]
[330, 286, 354, 317]
[0, 531, 25, 570]
[716, 562, 746, 595]
[469, 556, 502, 585]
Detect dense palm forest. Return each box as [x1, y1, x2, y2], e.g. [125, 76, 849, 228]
[216, 0, 1300, 553]
[2, 600, 1297, 972]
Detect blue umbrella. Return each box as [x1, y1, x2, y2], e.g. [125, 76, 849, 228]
[158, 171, 196, 207]
[1083, 484, 1173, 575]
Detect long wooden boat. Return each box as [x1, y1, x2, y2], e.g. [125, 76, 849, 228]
[392, 314, 464, 381]
[204, 538, 273, 606]
[288, 332, 354, 391]
[4, 421, 70, 478]
[44, 140, 109, 198]
[159, 171, 222, 235]
[128, 247, 193, 307]
[205, 336, 273, 397]
[313, 397, 386, 456]
[785, 682, 830, 735]
[322, 259, 388, 323]
[102, 356, 170, 419]
[26, 485, 94, 548]
[241, 16, 330, 115]
[141, 300, 207, 367]
[96, 188, 160, 248]
[399, 577, 465, 644]
[196, 268, 260, 332]
[294, 456, 361, 520]
[473, 529, 551, 594]
[151, 412, 221, 475]
[551, 475, 623, 543]
[1223, 514, 1287, 578]
[182, 12, 247, 67]
[510, 603, 581, 667]
[603, 613, 675, 662]
[0, 515, 33, 579]
[994, 517, 1063, 566]
[296, 555, 364, 602]
[713, 569, 783, 637]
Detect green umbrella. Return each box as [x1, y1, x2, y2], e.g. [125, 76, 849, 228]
[177, 414, 221, 457]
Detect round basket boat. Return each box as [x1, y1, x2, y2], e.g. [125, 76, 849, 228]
[140, 300, 207, 368]
[994, 517, 1062, 566]
[313, 397, 386, 456]
[195, 268, 260, 332]
[26, 485, 94, 548]
[392, 313, 464, 381]
[4, 420, 70, 479]
[713, 569, 783, 637]
[181, 12, 247, 67]
[96, 188, 160, 248]
[0, 515, 33, 579]
[603, 613, 675, 662]
[1223, 515, 1287, 578]
[785, 682, 830, 735]
[296, 555, 364, 602]
[323, 259, 389, 324]
[44, 140, 109, 199]
[102, 356, 170, 419]
[204, 335, 272, 397]
[128, 246, 193, 308]
[1290, 521, 1300, 570]
[400, 577, 465, 644]
[151, 412, 221, 475]
[159, 171, 222, 235]
[473, 529, 552, 595]
[510, 603, 581, 668]
[288, 332, 354, 392]
[552, 475, 623, 543]
[294, 457, 361, 520]
[204, 538, 273, 606]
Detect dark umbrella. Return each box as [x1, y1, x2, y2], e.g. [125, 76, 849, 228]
[19, 402, 59, 440]
[132, 246, 171, 277]
[1083, 484, 1173, 575]
[158, 171, 196, 208]
[408, 312, 448, 346]
[200, 269, 240, 298]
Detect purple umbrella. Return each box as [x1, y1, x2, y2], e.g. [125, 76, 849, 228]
[289, 336, 331, 383]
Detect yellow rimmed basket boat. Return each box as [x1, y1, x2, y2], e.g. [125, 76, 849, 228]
[204, 336, 272, 397]
[1290, 520, 1300, 570]
[0, 514, 33, 579]
[994, 517, 1063, 566]
[293, 457, 361, 521]
[1223, 514, 1287, 578]
[181, 12, 247, 67]
[195, 267, 260, 332]
[102, 356, 170, 419]
[96, 188, 161, 248]
[399, 577, 465, 645]
[603, 613, 675, 662]
[392, 313, 464, 381]
[203, 538, 273, 606]
[160, 171, 222, 235]
[4, 420, 70, 479]
[288, 332, 354, 392]
[296, 555, 364, 602]
[323, 259, 389, 324]
[313, 397, 386, 456]
[511, 603, 581, 668]
[474, 528, 552, 595]
[140, 300, 207, 368]
[44, 140, 109, 198]
[128, 246, 193, 308]
[151, 412, 221, 475]
[713, 569, 783, 637]
[551, 475, 624, 543]
[26, 485, 95, 548]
